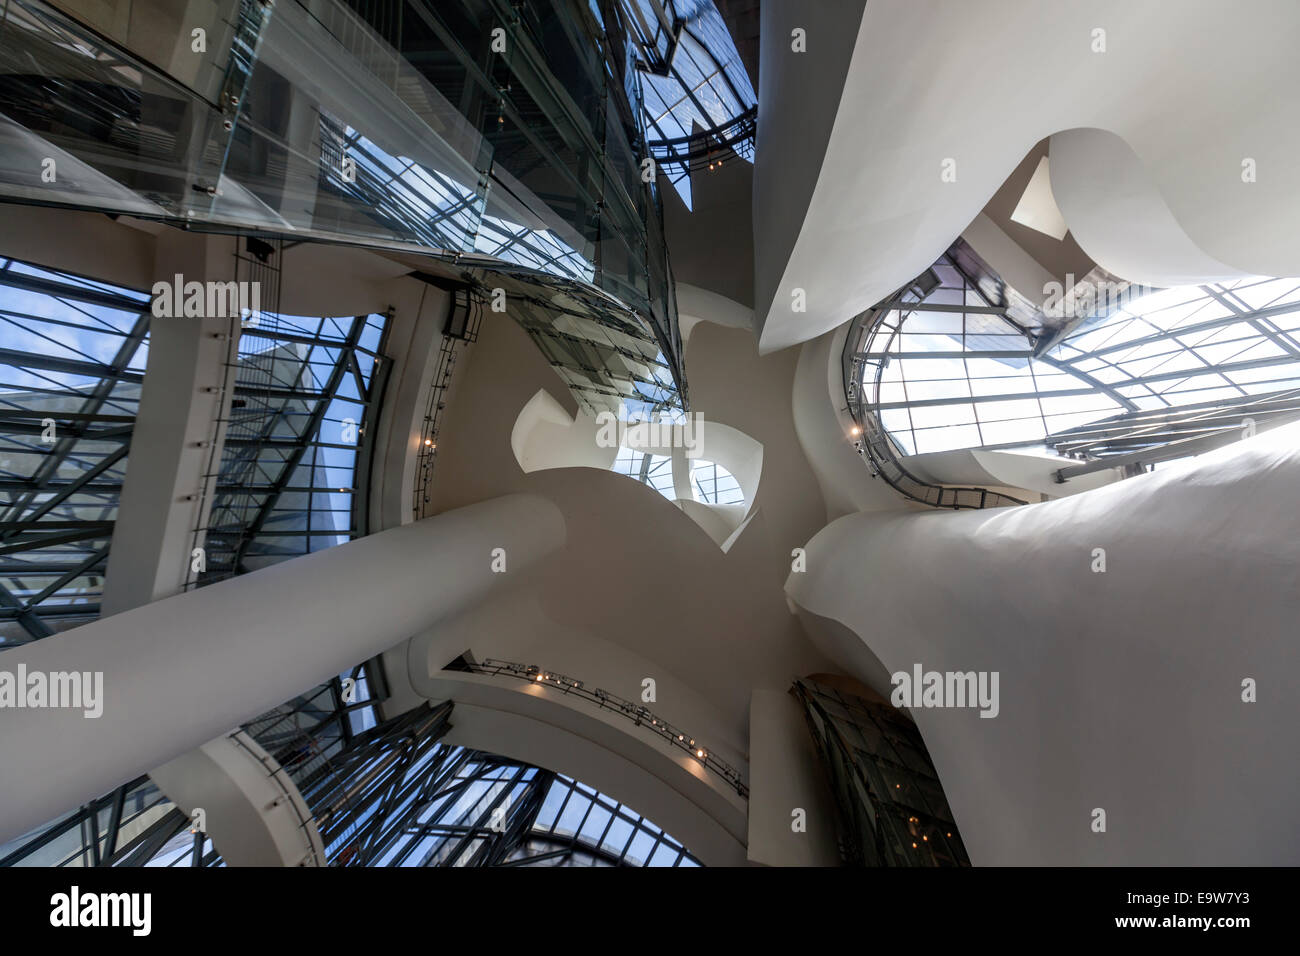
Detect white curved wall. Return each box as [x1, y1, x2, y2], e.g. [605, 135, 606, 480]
[677, 282, 755, 342]
[412, 673, 749, 866]
[384, 581, 755, 864]
[1047, 128, 1247, 287]
[791, 324, 919, 520]
[150, 731, 326, 867]
[511, 388, 618, 474]
[787, 425, 1300, 864]
[755, 0, 1300, 352]
[906, 447, 1121, 499]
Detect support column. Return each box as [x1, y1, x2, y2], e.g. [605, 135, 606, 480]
[0, 492, 566, 842]
[367, 278, 451, 532]
[746, 688, 841, 866]
[100, 232, 242, 616]
[149, 730, 327, 867]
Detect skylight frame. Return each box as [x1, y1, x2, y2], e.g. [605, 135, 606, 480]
[855, 252, 1300, 462]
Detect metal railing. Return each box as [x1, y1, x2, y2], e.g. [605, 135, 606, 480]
[463, 658, 748, 799]
[412, 286, 482, 518]
[648, 105, 757, 176]
[842, 301, 1026, 510]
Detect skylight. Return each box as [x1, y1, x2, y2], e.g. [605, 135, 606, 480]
[691, 459, 743, 504]
[630, 0, 757, 209]
[611, 447, 676, 498]
[855, 252, 1300, 460]
[0, 256, 150, 645]
[611, 447, 745, 506]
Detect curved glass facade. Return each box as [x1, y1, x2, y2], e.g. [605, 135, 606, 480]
[0, 257, 150, 643]
[852, 248, 1300, 466]
[0, 254, 390, 643]
[0, 675, 702, 868]
[0, 0, 699, 411]
[619, 0, 758, 208]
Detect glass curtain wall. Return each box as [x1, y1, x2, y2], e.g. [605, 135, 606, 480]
[0, 0, 694, 409]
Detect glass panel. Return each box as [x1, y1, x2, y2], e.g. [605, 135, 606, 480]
[855, 246, 1300, 464]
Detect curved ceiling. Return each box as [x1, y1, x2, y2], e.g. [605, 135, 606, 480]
[754, 0, 1300, 353]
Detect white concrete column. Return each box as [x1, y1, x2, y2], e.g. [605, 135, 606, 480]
[367, 279, 451, 532]
[0, 492, 565, 842]
[746, 689, 840, 866]
[149, 730, 327, 867]
[101, 233, 242, 616]
[670, 444, 693, 502]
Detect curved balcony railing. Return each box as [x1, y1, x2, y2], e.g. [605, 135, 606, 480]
[648, 106, 757, 176]
[464, 658, 749, 799]
[842, 297, 1026, 510]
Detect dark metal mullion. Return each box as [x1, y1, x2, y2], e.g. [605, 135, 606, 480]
[459, 764, 533, 866]
[478, 768, 556, 866]
[0, 580, 54, 641]
[959, 282, 988, 447]
[0, 560, 109, 573]
[3, 313, 148, 527]
[0, 526, 114, 558]
[82, 801, 102, 867]
[379, 747, 470, 868]
[0, 602, 100, 620]
[1, 445, 129, 535]
[0, 272, 149, 314]
[353, 741, 422, 862]
[403, 759, 501, 866]
[231, 316, 366, 568]
[25, 544, 109, 607]
[104, 808, 190, 867]
[0, 409, 136, 423]
[443, 762, 528, 867]
[101, 784, 128, 862]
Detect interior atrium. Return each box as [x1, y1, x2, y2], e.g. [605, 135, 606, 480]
[0, 0, 1295, 898]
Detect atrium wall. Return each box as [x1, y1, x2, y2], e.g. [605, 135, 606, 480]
[787, 425, 1300, 865]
